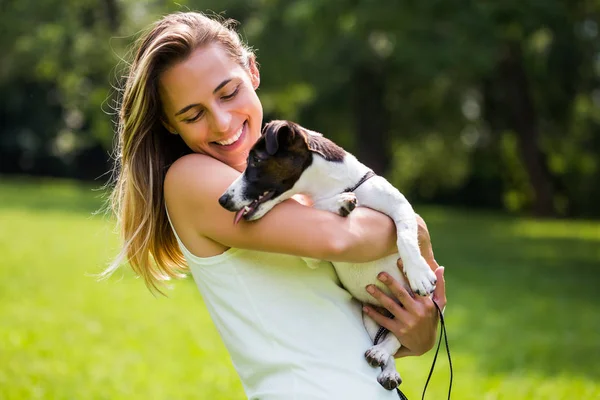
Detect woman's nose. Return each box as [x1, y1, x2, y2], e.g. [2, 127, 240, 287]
[210, 106, 232, 134]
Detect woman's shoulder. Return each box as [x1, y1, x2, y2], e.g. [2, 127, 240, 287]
[165, 154, 236, 195]
[164, 153, 241, 222]
[164, 154, 235, 257]
[167, 153, 228, 180]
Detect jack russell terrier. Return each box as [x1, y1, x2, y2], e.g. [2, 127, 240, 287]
[219, 120, 437, 390]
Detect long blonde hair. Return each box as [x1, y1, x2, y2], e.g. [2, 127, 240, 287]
[102, 12, 256, 293]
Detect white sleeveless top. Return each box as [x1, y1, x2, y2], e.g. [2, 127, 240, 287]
[168, 223, 398, 399]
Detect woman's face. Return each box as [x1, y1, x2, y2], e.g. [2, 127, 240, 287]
[159, 44, 263, 171]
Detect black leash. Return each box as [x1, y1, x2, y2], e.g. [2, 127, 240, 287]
[396, 386, 410, 400]
[374, 299, 452, 400]
[420, 299, 452, 400]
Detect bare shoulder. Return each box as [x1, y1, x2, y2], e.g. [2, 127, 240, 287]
[163, 154, 242, 255]
[164, 154, 243, 224]
[166, 154, 232, 188]
[164, 154, 239, 205]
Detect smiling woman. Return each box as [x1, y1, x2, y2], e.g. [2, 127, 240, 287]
[159, 43, 262, 170]
[103, 11, 446, 400]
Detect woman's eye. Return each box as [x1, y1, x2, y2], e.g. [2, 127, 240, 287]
[184, 110, 204, 123]
[221, 86, 240, 100]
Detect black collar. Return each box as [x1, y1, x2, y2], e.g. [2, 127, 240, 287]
[344, 170, 376, 192]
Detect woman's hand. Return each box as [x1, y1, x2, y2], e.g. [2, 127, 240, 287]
[363, 215, 447, 357]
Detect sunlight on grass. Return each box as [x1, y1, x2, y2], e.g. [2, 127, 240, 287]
[0, 177, 245, 399]
[508, 219, 600, 241]
[1, 176, 599, 399]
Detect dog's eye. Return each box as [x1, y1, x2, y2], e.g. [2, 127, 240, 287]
[251, 155, 262, 164]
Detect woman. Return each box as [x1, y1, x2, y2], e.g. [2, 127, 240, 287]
[105, 11, 446, 399]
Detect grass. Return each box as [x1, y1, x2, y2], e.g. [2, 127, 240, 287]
[1, 176, 599, 399]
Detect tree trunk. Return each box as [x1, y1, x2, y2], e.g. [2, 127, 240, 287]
[103, 0, 119, 31]
[490, 42, 556, 216]
[352, 65, 390, 175]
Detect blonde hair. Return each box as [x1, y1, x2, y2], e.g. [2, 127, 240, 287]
[102, 12, 256, 293]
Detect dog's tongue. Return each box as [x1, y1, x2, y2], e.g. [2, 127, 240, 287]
[234, 208, 246, 225]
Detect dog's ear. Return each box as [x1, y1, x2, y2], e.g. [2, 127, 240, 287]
[264, 120, 306, 155]
[264, 121, 341, 161]
[264, 122, 279, 155]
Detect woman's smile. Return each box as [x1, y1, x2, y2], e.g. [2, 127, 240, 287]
[212, 120, 248, 150]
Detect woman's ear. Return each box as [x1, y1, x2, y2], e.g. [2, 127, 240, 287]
[247, 54, 260, 90]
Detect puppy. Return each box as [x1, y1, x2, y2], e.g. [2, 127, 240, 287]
[219, 120, 437, 390]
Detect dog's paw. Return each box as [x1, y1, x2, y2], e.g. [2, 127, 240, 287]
[337, 192, 357, 217]
[365, 346, 390, 368]
[404, 258, 437, 296]
[378, 369, 402, 390]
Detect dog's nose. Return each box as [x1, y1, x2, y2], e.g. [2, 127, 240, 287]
[218, 193, 232, 210]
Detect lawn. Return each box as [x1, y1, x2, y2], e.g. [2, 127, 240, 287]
[1, 177, 599, 399]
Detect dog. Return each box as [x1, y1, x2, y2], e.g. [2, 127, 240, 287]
[218, 120, 437, 390]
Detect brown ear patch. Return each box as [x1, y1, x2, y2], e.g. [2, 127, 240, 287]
[306, 133, 345, 162]
[262, 120, 345, 162]
[263, 120, 299, 155]
[263, 120, 305, 155]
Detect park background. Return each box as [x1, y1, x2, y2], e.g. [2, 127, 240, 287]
[1, 0, 599, 399]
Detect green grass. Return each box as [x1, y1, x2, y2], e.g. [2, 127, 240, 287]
[1, 176, 599, 399]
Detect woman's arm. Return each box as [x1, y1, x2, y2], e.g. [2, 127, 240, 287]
[164, 154, 397, 263]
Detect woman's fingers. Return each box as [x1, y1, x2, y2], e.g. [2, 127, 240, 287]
[376, 269, 417, 313]
[365, 283, 407, 319]
[362, 304, 396, 332]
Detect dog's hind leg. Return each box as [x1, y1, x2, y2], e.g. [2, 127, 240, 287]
[378, 355, 402, 390]
[363, 311, 401, 365]
[365, 330, 401, 369]
[362, 312, 402, 390]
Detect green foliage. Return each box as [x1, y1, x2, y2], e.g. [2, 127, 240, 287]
[1, 178, 599, 399]
[1, 0, 599, 216]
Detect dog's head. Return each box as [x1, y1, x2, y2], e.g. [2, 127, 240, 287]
[218, 120, 315, 223]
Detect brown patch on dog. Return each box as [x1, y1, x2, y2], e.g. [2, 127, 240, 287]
[237, 122, 314, 203]
[264, 120, 345, 162]
[263, 120, 300, 155]
[305, 134, 345, 162]
[234, 120, 347, 213]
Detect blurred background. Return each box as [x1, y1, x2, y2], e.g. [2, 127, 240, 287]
[1, 1, 599, 399]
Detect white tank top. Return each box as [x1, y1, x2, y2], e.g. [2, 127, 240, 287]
[168, 222, 398, 399]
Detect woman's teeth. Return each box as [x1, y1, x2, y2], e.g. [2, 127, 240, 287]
[216, 125, 244, 146]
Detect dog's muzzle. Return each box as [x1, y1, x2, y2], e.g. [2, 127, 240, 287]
[218, 193, 236, 211]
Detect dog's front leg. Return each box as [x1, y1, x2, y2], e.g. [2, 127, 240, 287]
[312, 192, 357, 217]
[356, 178, 437, 295]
